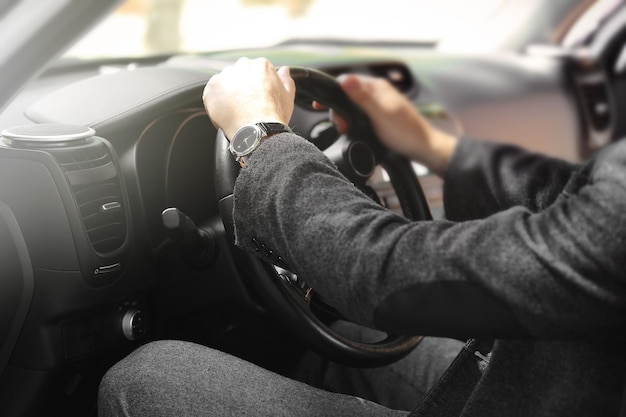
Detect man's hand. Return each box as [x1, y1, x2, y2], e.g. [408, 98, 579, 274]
[333, 74, 458, 177]
[203, 57, 296, 140]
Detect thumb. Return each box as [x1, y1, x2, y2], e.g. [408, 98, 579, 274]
[277, 66, 296, 98]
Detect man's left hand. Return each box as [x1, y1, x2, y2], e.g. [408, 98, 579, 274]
[203, 57, 296, 140]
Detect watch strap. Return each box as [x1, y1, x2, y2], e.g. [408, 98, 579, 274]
[257, 122, 292, 137]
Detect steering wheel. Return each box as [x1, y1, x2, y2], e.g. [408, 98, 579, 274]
[215, 67, 430, 368]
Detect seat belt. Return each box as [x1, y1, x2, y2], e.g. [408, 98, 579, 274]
[409, 339, 493, 417]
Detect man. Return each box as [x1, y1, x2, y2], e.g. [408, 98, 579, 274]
[99, 58, 626, 416]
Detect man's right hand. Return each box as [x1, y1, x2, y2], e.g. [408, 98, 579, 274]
[335, 74, 458, 177]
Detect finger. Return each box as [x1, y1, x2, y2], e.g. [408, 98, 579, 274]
[312, 101, 327, 110]
[235, 56, 251, 66]
[311, 102, 347, 133]
[337, 73, 372, 106]
[251, 57, 274, 73]
[329, 108, 348, 134]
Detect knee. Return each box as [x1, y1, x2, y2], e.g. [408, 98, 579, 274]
[98, 340, 209, 415]
[98, 360, 128, 416]
[98, 341, 161, 415]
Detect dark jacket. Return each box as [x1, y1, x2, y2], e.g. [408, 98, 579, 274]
[233, 134, 626, 415]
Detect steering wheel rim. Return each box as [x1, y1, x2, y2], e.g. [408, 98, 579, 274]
[215, 67, 429, 367]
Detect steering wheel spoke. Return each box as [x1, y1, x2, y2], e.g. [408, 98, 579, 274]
[275, 266, 314, 304]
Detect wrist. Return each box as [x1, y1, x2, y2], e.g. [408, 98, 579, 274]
[228, 122, 292, 166]
[223, 115, 290, 140]
[415, 129, 459, 177]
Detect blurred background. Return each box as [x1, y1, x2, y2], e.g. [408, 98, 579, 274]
[64, 0, 515, 58]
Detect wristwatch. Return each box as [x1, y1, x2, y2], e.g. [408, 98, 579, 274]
[229, 122, 292, 166]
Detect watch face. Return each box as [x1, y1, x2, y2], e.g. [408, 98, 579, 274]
[231, 125, 261, 156]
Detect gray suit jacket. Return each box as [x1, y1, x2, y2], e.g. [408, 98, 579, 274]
[233, 134, 626, 415]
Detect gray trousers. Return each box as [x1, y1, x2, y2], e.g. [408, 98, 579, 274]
[98, 335, 463, 416]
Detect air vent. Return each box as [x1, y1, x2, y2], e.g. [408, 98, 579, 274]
[321, 62, 417, 95]
[0, 124, 129, 285]
[576, 71, 613, 150]
[53, 141, 127, 255]
[579, 81, 611, 131]
[369, 63, 416, 95]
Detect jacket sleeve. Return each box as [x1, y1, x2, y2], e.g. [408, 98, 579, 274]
[443, 138, 578, 221]
[233, 133, 626, 341]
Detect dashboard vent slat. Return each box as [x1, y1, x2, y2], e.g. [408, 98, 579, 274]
[56, 147, 110, 171]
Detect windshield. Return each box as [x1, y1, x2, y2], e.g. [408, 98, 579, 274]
[65, 0, 512, 58]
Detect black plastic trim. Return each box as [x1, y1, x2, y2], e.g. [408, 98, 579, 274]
[0, 202, 35, 378]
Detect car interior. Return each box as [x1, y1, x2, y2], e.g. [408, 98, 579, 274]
[0, 0, 625, 415]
